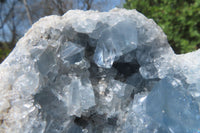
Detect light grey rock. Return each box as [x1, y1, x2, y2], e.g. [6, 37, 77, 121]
[0, 8, 200, 133]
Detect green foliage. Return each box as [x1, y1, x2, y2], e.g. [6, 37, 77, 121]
[0, 42, 11, 63]
[124, 0, 200, 53]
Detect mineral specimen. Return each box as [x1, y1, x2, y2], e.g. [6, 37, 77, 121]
[0, 8, 200, 133]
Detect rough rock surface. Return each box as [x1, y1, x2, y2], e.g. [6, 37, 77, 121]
[0, 8, 200, 133]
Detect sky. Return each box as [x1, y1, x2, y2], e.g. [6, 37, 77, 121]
[98, 0, 125, 11]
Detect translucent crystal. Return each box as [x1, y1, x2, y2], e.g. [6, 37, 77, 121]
[67, 79, 81, 116]
[65, 77, 95, 117]
[59, 42, 85, 64]
[93, 20, 138, 68]
[37, 46, 56, 75]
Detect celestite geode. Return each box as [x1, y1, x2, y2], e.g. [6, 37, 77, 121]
[0, 8, 200, 133]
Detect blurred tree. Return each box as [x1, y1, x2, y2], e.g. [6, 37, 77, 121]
[0, 0, 23, 62]
[23, 0, 32, 25]
[0, 0, 6, 3]
[124, 0, 200, 54]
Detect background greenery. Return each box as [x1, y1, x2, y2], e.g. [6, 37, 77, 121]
[124, 0, 200, 54]
[0, 42, 11, 63]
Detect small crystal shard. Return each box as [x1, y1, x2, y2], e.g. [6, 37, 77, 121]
[59, 42, 85, 64]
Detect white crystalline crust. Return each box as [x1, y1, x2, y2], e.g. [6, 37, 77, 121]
[0, 8, 200, 133]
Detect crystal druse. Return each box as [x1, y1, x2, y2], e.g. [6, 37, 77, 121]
[0, 8, 200, 133]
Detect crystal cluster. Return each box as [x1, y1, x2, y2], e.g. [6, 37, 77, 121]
[0, 8, 200, 133]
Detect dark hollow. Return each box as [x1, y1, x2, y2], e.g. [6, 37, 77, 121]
[113, 62, 140, 78]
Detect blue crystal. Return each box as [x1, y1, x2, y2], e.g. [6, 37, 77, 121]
[93, 20, 138, 68]
[146, 77, 200, 133]
[60, 42, 85, 64]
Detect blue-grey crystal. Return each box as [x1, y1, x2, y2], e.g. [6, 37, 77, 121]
[146, 77, 200, 133]
[59, 42, 85, 64]
[93, 20, 138, 68]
